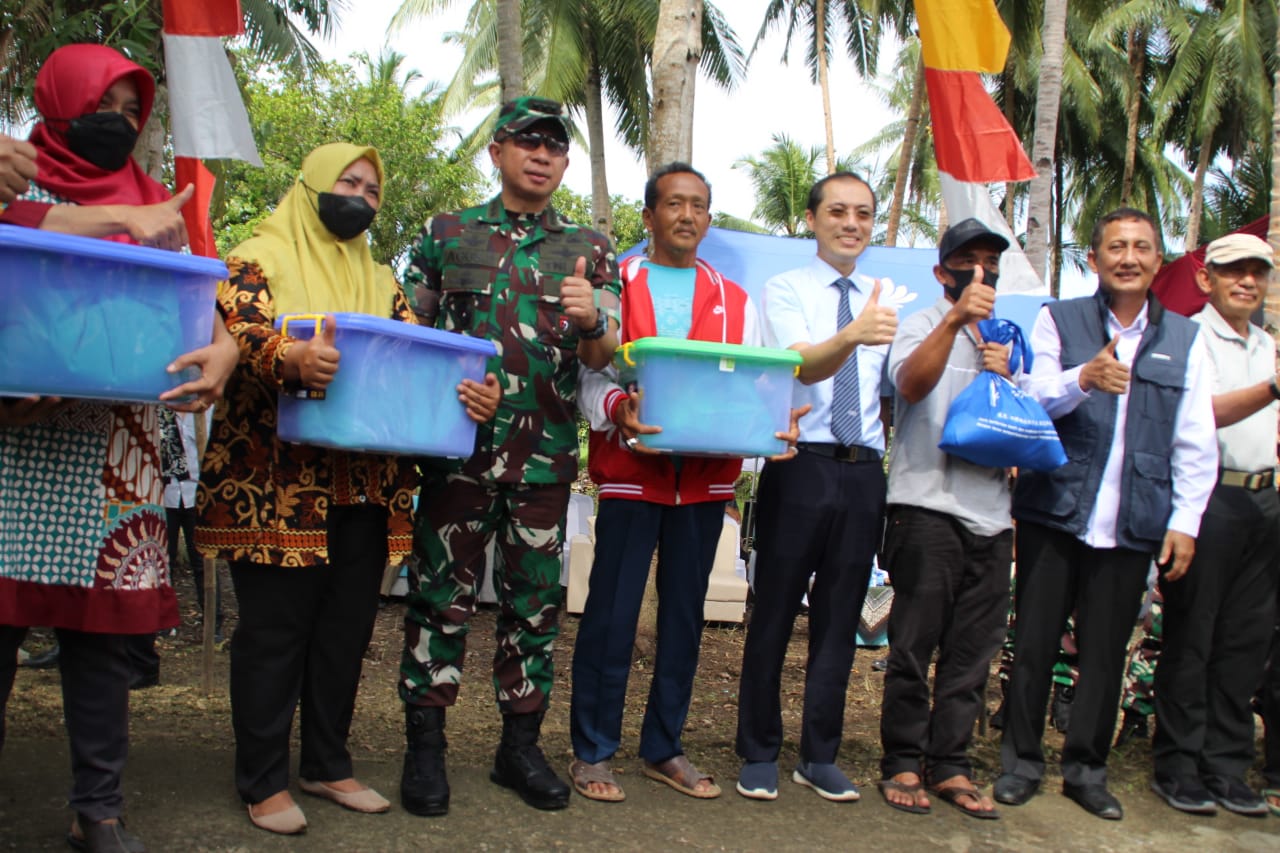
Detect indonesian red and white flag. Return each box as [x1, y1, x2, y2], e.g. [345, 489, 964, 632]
[916, 0, 1044, 293]
[162, 0, 261, 257]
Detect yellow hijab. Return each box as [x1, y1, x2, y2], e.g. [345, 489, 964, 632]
[232, 142, 398, 317]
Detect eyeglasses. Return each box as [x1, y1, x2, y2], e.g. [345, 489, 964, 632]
[502, 130, 569, 157]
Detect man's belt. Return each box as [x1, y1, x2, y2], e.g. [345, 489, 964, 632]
[1219, 468, 1275, 491]
[796, 442, 881, 463]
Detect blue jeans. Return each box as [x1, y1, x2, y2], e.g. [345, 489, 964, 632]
[570, 499, 725, 764]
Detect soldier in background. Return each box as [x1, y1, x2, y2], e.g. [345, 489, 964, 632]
[398, 97, 621, 817]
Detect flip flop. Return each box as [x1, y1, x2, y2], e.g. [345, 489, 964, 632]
[1261, 788, 1280, 817]
[930, 783, 1000, 820]
[642, 755, 722, 799]
[569, 759, 626, 802]
[877, 778, 931, 815]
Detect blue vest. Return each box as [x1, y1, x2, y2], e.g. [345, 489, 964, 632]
[1013, 291, 1199, 553]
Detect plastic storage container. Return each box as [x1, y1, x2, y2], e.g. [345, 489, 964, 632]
[619, 337, 802, 457]
[0, 225, 226, 402]
[275, 312, 497, 456]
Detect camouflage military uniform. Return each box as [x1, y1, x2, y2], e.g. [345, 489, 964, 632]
[1120, 584, 1162, 716]
[399, 196, 620, 714]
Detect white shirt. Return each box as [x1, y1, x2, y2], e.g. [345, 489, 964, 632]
[1022, 302, 1217, 545]
[1194, 304, 1279, 472]
[762, 257, 889, 450]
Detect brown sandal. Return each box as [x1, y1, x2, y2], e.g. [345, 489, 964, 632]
[570, 759, 626, 802]
[642, 755, 721, 799]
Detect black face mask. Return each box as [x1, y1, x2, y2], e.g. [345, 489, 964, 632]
[942, 264, 999, 303]
[66, 111, 139, 172]
[317, 192, 377, 240]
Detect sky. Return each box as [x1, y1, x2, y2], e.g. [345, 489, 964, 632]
[313, 0, 901, 229]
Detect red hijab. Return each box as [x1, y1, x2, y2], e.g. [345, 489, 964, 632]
[29, 44, 170, 210]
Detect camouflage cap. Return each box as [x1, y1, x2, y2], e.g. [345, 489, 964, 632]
[494, 96, 570, 139]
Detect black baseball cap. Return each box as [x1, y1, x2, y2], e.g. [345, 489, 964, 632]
[938, 218, 1010, 265]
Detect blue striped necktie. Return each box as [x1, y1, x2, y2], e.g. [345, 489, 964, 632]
[830, 277, 862, 446]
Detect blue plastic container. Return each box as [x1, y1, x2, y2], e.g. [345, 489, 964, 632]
[619, 337, 802, 457]
[0, 225, 226, 402]
[275, 312, 497, 456]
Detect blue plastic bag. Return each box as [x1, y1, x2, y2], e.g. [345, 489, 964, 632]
[938, 318, 1067, 472]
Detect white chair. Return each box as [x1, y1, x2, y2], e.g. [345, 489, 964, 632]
[703, 517, 749, 623]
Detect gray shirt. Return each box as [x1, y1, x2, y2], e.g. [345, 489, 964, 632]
[885, 298, 1012, 536]
[1194, 303, 1279, 473]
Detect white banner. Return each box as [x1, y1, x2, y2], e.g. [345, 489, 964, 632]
[163, 34, 262, 165]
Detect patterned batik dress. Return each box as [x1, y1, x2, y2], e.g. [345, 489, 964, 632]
[0, 184, 177, 634]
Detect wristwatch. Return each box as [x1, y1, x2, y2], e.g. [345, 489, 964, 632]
[579, 309, 608, 340]
[1270, 377, 1280, 400]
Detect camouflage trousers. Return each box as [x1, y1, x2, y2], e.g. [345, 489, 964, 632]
[1120, 585, 1163, 715]
[399, 471, 570, 715]
[998, 578, 1079, 688]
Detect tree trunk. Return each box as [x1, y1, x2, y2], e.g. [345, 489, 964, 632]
[1268, 18, 1280, 341]
[885, 55, 925, 247]
[1024, 0, 1067, 287]
[1120, 27, 1146, 205]
[816, 0, 835, 174]
[135, 87, 167, 181]
[584, 49, 614, 243]
[648, 0, 701, 169]
[496, 0, 524, 102]
[1184, 137, 1212, 251]
[1052, 152, 1064, 298]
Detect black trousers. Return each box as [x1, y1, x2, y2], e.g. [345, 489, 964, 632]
[1153, 484, 1280, 779]
[736, 449, 885, 764]
[0, 626, 131, 822]
[999, 521, 1149, 787]
[879, 506, 1012, 783]
[1262, 591, 1280, 787]
[167, 504, 222, 625]
[229, 504, 388, 804]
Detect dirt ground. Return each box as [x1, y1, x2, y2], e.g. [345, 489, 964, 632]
[4, 567, 1280, 851]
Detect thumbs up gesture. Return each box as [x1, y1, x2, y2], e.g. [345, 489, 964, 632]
[285, 313, 342, 389]
[123, 183, 194, 251]
[561, 255, 601, 332]
[845, 278, 899, 347]
[951, 265, 997, 324]
[1079, 336, 1130, 394]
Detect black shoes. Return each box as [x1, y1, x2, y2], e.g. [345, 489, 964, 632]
[1203, 774, 1269, 817]
[67, 817, 147, 853]
[491, 712, 570, 810]
[128, 671, 159, 691]
[1063, 782, 1123, 820]
[1050, 683, 1074, 734]
[1113, 709, 1149, 749]
[1151, 773, 1217, 815]
[401, 706, 450, 817]
[992, 773, 1039, 806]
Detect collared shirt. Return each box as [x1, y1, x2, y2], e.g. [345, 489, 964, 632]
[886, 298, 1012, 536]
[1194, 303, 1279, 472]
[1022, 302, 1217, 545]
[762, 257, 888, 450]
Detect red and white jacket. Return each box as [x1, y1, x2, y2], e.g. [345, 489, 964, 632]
[578, 255, 762, 505]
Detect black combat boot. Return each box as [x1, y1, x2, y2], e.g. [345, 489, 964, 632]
[490, 712, 570, 810]
[402, 706, 450, 816]
[1050, 683, 1074, 734]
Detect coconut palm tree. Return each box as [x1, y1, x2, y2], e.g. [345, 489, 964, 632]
[734, 133, 824, 236]
[1024, 0, 1068, 286]
[1155, 0, 1276, 249]
[751, 0, 902, 175]
[391, 0, 744, 241]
